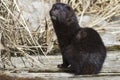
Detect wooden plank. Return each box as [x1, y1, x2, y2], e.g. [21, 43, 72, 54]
[11, 72, 120, 77]
[2, 51, 120, 73]
[1, 72, 120, 80]
[0, 51, 120, 80]
[10, 73, 120, 80]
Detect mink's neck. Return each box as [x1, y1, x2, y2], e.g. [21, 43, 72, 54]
[53, 21, 81, 48]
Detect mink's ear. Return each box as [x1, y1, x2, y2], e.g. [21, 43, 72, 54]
[64, 4, 71, 11]
[66, 6, 71, 11]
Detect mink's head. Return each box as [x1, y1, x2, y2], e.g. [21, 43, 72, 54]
[50, 3, 78, 25]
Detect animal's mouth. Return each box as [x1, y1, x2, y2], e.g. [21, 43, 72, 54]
[51, 15, 57, 20]
[50, 9, 59, 20]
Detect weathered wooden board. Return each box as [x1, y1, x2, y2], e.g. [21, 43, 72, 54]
[8, 73, 120, 80]
[0, 51, 120, 80]
[10, 51, 119, 73]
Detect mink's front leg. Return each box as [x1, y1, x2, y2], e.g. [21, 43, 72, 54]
[58, 52, 69, 68]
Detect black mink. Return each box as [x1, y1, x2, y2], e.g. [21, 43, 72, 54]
[50, 3, 106, 75]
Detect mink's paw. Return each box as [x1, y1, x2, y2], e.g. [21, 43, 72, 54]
[57, 64, 68, 68]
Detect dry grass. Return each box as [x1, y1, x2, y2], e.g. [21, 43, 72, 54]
[0, 0, 51, 69]
[0, 0, 120, 70]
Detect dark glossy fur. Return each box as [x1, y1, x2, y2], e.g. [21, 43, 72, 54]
[50, 3, 106, 75]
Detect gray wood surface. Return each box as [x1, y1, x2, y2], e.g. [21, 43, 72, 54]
[1, 51, 120, 80]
